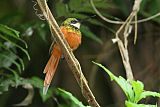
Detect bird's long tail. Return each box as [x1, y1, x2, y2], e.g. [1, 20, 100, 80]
[43, 45, 61, 95]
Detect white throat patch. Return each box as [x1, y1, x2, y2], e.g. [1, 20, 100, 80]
[70, 23, 80, 29]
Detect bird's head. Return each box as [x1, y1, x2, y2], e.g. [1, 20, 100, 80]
[62, 18, 81, 29]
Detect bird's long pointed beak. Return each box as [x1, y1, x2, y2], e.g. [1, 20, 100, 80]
[79, 15, 96, 23]
[43, 85, 49, 95]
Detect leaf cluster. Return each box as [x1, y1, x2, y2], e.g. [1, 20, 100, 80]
[93, 62, 160, 107]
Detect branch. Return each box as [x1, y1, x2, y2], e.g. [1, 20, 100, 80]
[112, 0, 143, 80]
[35, 0, 100, 107]
[90, 0, 160, 24]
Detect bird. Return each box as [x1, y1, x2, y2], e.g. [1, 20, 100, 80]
[43, 18, 82, 95]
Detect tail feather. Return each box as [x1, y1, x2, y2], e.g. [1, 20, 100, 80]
[43, 47, 61, 95]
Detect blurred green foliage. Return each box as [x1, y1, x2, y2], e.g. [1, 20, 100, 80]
[0, 24, 29, 93]
[54, 88, 90, 107]
[140, 0, 160, 22]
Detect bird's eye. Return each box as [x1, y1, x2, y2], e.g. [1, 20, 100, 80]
[70, 20, 78, 24]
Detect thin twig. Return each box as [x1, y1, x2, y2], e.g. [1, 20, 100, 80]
[90, 0, 160, 24]
[112, 0, 143, 80]
[111, 0, 142, 80]
[134, 15, 138, 44]
[35, 0, 100, 107]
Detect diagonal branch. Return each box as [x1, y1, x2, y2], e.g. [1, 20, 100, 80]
[35, 0, 100, 107]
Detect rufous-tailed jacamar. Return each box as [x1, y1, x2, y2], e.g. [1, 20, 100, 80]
[43, 18, 81, 94]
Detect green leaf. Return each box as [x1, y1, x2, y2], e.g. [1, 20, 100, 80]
[130, 80, 144, 103]
[29, 77, 43, 89]
[92, 61, 134, 101]
[81, 25, 103, 44]
[93, 61, 160, 106]
[0, 24, 28, 48]
[55, 88, 90, 107]
[0, 33, 30, 60]
[0, 24, 30, 95]
[139, 91, 160, 101]
[125, 101, 157, 107]
[0, 24, 30, 60]
[0, 24, 20, 38]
